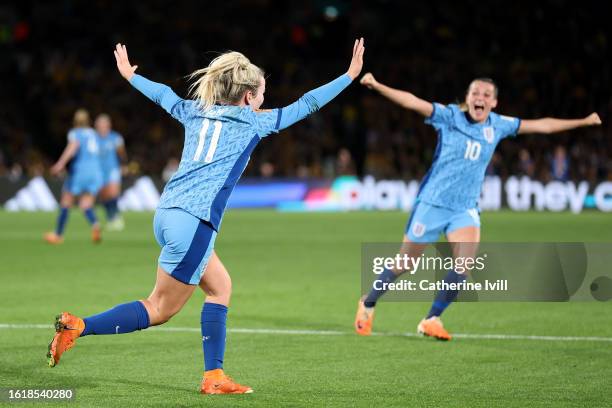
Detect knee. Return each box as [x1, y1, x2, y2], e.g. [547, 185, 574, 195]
[205, 278, 232, 306]
[60, 195, 73, 208]
[79, 197, 93, 210]
[143, 298, 180, 325]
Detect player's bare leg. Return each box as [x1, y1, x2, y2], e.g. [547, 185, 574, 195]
[48, 267, 193, 367]
[418, 226, 480, 340]
[141, 267, 196, 325]
[198, 251, 252, 394]
[355, 236, 427, 335]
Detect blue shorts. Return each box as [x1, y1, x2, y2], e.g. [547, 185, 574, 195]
[102, 167, 121, 186]
[405, 202, 481, 243]
[153, 207, 217, 285]
[64, 173, 103, 195]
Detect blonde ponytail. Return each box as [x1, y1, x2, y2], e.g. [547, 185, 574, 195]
[188, 51, 264, 110]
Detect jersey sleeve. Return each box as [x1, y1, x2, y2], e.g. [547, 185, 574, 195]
[257, 74, 352, 138]
[424, 103, 454, 129]
[253, 109, 282, 137]
[496, 114, 522, 139]
[67, 130, 77, 143]
[115, 133, 125, 148]
[129, 74, 195, 125]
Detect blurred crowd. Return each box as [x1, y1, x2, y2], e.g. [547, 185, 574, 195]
[1, 0, 610, 183]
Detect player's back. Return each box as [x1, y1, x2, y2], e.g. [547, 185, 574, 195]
[68, 127, 102, 175]
[159, 102, 278, 229]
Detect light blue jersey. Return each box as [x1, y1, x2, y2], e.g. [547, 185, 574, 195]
[418, 103, 521, 211]
[130, 73, 352, 230]
[65, 127, 103, 195]
[98, 130, 124, 184]
[68, 127, 101, 174]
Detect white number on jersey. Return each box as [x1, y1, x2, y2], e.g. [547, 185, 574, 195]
[464, 140, 481, 161]
[194, 119, 223, 163]
[87, 135, 99, 154]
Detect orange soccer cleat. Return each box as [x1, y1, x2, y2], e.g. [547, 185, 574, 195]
[47, 312, 85, 367]
[354, 299, 375, 336]
[417, 316, 452, 341]
[201, 369, 253, 394]
[91, 225, 102, 244]
[44, 232, 64, 245]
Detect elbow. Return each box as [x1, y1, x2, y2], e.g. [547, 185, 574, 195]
[156, 85, 172, 103]
[302, 93, 321, 114]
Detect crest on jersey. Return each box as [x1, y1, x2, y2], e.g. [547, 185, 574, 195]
[483, 127, 495, 144]
[412, 222, 426, 238]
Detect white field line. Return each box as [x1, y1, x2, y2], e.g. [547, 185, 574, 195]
[1, 323, 612, 343]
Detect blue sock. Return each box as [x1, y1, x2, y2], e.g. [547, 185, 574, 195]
[81, 301, 150, 336]
[427, 270, 466, 318]
[55, 207, 70, 236]
[363, 268, 398, 308]
[83, 208, 98, 226]
[104, 199, 119, 220]
[201, 303, 228, 371]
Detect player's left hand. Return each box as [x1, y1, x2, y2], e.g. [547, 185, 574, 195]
[346, 37, 365, 80]
[585, 112, 602, 126]
[114, 43, 138, 81]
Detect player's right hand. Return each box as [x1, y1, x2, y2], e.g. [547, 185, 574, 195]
[114, 43, 138, 81]
[360, 73, 377, 89]
[585, 112, 602, 126]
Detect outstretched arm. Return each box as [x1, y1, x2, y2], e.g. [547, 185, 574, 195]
[114, 43, 183, 115]
[275, 38, 365, 130]
[360, 73, 433, 117]
[518, 113, 601, 134]
[50, 141, 79, 175]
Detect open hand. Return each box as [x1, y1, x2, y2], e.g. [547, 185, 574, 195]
[360, 72, 377, 90]
[585, 112, 602, 126]
[114, 43, 138, 81]
[346, 38, 365, 80]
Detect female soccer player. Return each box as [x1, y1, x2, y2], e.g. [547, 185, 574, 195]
[47, 40, 365, 394]
[355, 73, 601, 340]
[44, 109, 103, 244]
[95, 113, 127, 231]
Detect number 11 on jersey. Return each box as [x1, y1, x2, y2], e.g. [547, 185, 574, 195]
[194, 118, 222, 163]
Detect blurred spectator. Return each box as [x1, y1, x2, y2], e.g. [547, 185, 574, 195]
[550, 145, 570, 181]
[336, 147, 356, 175]
[518, 148, 535, 178]
[486, 152, 502, 176]
[259, 162, 275, 178]
[8, 163, 23, 182]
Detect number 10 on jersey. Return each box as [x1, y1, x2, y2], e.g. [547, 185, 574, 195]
[194, 119, 222, 163]
[464, 140, 481, 161]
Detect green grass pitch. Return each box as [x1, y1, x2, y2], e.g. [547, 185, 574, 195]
[1, 210, 611, 407]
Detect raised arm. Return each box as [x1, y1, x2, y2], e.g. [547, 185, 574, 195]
[276, 38, 365, 130]
[360, 73, 433, 117]
[114, 43, 183, 115]
[518, 113, 601, 134]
